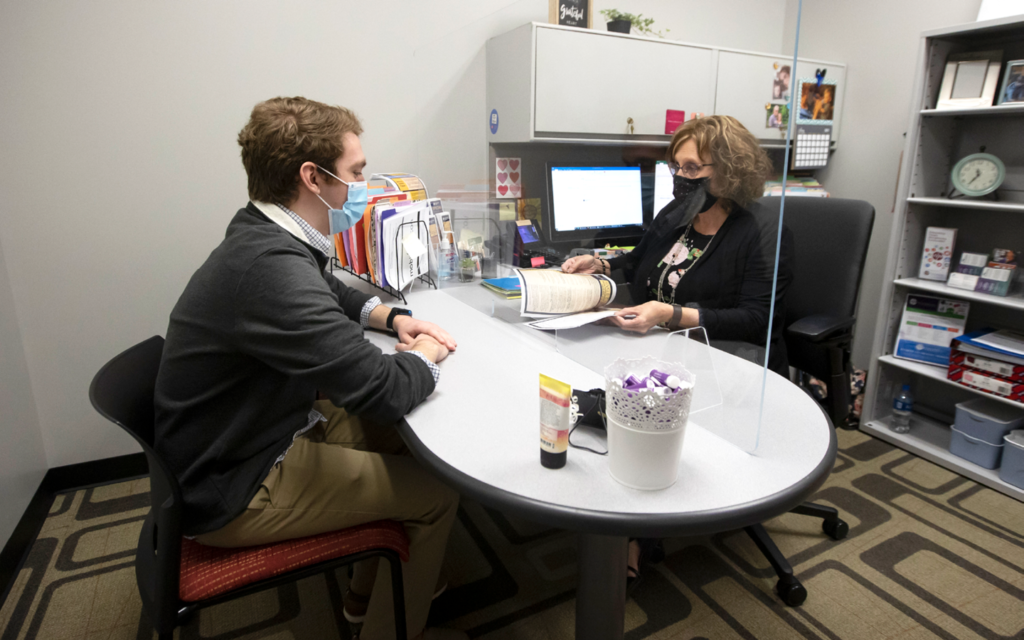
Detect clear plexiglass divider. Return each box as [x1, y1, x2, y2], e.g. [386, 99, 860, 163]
[554, 324, 768, 454]
[434, 201, 559, 348]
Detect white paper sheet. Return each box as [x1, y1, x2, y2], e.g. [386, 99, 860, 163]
[527, 309, 618, 331]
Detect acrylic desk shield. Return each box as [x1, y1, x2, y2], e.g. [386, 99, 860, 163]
[550, 326, 779, 452]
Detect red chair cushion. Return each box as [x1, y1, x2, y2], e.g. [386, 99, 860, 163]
[179, 520, 409, 602]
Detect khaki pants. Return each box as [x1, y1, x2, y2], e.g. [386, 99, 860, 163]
[196, 400, 459, 640]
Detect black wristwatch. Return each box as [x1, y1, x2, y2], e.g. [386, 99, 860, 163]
[386, 307, 413, 331]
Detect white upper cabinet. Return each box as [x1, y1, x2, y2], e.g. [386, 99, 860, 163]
[486, 23, 845, 146]
[715, 51, 846, 144]
[534, 28, 714, 137]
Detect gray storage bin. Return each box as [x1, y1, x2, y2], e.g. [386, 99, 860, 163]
[949, 426, 1004, 469]
[954, 398, 1024, 445]
[999, 431, 1024, 490]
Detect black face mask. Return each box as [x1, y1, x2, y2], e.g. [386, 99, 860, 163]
[672, 175, 718, 214]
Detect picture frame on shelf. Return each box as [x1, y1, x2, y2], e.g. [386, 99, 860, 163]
[935, 50, 1003, 110]
[548, 0, 593, 29]
[998, 59, 1024, 104]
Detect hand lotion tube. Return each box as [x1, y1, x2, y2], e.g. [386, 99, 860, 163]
[539, 374, 571, 469]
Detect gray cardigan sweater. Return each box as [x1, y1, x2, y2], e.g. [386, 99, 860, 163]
[155, 203, 436, 536]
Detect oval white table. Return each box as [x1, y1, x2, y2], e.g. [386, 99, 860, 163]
[346, 275, 836, 640]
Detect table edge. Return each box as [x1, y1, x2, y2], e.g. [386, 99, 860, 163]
[397, 404, 838, 537]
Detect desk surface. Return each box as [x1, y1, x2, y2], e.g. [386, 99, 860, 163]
[344, 274, 835, 537]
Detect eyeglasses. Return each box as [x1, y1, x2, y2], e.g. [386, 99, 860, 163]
[668, 161, 714, 179]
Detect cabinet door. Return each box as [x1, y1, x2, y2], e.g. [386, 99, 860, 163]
[534, 28, 714, 137]
[715, 50, 845, 143]
[715, 51, 793, 141]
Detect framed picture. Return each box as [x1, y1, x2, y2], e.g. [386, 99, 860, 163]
[548, 0, 592, 28]
[935, 50, 1002, 110]
[796, 80, 837, 125]
[998, 59, 1024, 104]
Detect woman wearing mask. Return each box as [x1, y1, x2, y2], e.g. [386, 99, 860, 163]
[562, 115, 790, 374]
[561, 115, 792, 588]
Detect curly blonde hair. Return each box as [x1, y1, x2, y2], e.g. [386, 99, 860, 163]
[238, 97, 363, 204]
[668, 116, 771, 207]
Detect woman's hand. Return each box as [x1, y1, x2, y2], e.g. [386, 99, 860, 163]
[561, 254, 601, 274]
[609, 301, 673, 334]
[392, 316, 457, 352]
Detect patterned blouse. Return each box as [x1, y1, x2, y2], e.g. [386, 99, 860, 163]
[647, 226, 715, 303]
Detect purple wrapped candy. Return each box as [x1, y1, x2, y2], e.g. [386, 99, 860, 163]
[649, 369, 682, 389]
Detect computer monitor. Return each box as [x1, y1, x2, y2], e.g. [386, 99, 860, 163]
[653, 161, 675, 218]
[546, 165, 644, 243]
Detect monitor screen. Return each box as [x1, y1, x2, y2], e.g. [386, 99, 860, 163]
[517, 221, 541, 245]
[653, 161, 675, 218]
[549, 166, 643, 237]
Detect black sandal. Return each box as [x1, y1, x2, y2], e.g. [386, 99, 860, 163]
[626, 538, 665, 594]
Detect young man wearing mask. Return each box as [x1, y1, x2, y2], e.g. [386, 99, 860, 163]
[155, 96, 465, 640]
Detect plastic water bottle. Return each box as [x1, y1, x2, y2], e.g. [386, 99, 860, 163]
[891, 384, 913, 433]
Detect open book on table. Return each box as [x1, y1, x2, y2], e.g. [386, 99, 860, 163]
[514, 268, 618, 330]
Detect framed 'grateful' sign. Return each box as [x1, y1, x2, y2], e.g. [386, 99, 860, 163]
[548, 0, 592, 29]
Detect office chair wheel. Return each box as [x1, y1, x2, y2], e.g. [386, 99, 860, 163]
[822, 518, 849, 541]
[776, 578, 807, 607]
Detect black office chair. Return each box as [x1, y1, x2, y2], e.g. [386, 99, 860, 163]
[760, 196, 876, 429]
[724, 197, 873, 607]
[89, 336, 409, 639]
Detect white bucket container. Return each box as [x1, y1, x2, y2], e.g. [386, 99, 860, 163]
[607, 417, 687, 490]
[604, 356, 694, 490]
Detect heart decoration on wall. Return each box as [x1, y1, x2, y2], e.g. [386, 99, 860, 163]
[495, 157, 522, 199]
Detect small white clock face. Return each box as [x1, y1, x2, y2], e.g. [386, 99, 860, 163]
[957, 158, 1000, 192]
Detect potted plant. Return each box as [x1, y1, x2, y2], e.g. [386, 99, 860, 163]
[599, 9, 668, 37]
[458, 256, 476, 282]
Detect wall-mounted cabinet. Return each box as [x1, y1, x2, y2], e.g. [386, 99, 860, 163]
[486, 22, 846, 146]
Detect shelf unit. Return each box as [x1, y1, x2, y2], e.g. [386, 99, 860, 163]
[893, 277, 1024, 311]
[919, 103, 1024, 118]
[862, 15, 1024, 502]
[861, 413, 1024, 502]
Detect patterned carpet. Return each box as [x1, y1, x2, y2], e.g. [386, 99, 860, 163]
[2, 428, 1023, 640]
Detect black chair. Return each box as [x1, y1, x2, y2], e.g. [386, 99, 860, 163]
[89, 336, 409, 639]
[761, 196, 876, 429]
[726, 197, 874, 606]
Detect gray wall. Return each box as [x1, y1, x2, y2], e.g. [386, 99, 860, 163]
[0, 0, 789, 479]
[0, 238, 47, 547]
[782, 0, 982, 368]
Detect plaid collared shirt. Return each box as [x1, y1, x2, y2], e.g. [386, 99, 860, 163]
[274, 203, 439, 384]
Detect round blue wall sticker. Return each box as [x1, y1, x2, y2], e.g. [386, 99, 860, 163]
[489, 109, 499, 134]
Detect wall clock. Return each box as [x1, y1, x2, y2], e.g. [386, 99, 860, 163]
[950, 152, 1005, 197]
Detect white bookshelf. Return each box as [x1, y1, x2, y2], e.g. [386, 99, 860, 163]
[905, 197, 1024, 213]
[919, 103, 1024, 118]
[878, 355, 1024, 410]
[893, 278, 1024, 311]
[861, 16, 1024, 501]
[862, 414, 1024, 502]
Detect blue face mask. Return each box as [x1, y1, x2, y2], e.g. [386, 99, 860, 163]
[314, 165, 368, 235]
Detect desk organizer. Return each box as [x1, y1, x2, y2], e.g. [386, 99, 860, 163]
[604, 357, 694, 490]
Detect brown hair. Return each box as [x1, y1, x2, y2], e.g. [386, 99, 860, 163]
[238, 97, 363, 204]
[667, 115, 771, 207]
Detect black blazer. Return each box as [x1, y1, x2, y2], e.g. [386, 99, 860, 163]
[608, 199, 794, 375]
